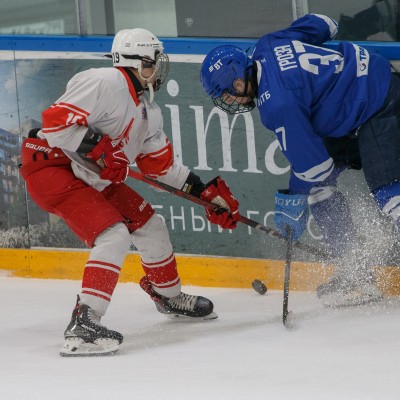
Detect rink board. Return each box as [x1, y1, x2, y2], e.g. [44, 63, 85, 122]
[1, 248, 400, 295]
[0, 37, 400, 293]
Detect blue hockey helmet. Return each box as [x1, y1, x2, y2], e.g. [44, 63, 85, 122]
[200, 45, 255, 114]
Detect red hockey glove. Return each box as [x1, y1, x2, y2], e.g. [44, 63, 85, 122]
[200, 176, 240, 229]
[87, 135, 130, 184]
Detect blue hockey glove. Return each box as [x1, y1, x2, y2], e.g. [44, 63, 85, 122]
[274, 190, 309, 241]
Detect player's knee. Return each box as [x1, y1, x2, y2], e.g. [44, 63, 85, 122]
[94, 222, 132, 255]
[131, 214, 173, 259]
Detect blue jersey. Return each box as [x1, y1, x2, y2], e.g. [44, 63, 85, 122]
[252, 14, 391, 194]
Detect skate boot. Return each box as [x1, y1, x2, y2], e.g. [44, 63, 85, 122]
[140, 276, 218, 320]
[60, 296, 123, 357]
[317, 266, 383, 308]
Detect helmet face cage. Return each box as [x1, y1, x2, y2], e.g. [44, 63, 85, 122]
[154, 52, 169, 91]
[213, 93, 256, 115]
[137, 51, 169, 92]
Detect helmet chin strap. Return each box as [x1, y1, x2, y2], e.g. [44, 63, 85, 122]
[138, 65, 157, 103]
[147, 82, 155, 103]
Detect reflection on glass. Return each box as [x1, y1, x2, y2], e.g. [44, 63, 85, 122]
[0, 0, 77, 35]
[336, 0, 400, 41]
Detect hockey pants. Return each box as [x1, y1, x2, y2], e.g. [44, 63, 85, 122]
[23, 163, 181, 316]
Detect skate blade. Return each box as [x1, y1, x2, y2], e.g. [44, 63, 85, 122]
[59, 338, 120, 357]
[162, 311, 218, 321]
[320, 290, 383, 308]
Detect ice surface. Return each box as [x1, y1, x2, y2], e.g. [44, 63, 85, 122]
[1, 277, 400, 400]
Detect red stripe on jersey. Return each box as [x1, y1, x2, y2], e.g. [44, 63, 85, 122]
[148, 147, 170, 158]
[117, 67, 140, 106]
[57, 102, 90, 116]
[135, 140, 173, 178]
[42, 102, 89, 134]
[42, 126, 69, 134]
[82, 260, 121, 296]
[141, 254, 179, 286]
[115, 117, 134, 143]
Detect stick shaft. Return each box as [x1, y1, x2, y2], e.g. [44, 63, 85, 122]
[238, 216, 327, 258]
[128, 169, 328, 259]
[283, 228, 293, 325]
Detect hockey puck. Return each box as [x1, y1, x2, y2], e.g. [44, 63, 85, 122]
[252, 279, 268, 295]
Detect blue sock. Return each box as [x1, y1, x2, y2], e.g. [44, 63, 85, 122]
[373, 182, 400, 228]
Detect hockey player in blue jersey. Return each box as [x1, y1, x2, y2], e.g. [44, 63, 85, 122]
[200, 13, 400, 307]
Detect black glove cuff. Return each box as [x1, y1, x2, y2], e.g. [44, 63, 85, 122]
[181, 172, 205, 197]
[77, 128, 103, 153]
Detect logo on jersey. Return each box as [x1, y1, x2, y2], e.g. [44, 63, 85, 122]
[257, 90, 271, 107]
[142, 106, 148, 120]
[115, 118, 134, 145]
[359, 47, 368, 71]
[273, 45, 297, 71]
[354, 44, 369, 77]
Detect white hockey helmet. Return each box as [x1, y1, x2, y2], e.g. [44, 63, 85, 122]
[111, 28, 163, 68]
[110, 28, 169, 101]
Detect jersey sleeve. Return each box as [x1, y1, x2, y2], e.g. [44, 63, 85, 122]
[156, 162, 190, 190]
[135, 129, 190, 188]
[272, 105, 334, 194]
[135, 132, 173, 179]
[268, 14, 338, 46]
[135, 129, 174, 178]
[41, 75, 112, 151]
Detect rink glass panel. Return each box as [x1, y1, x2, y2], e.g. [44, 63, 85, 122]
[0, 1, 398, 41]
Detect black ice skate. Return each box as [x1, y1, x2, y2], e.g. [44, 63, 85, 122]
[60, 296, 123, 357]
[317, 268, 383, 308]
[140, 276, 218, 320]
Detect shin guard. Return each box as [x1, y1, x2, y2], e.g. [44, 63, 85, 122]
[309, 187, 356, 258]
[80, 223, 131, 316]
[131, 214, 181, 298]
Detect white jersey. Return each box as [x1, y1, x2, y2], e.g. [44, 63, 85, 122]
[39, 67, 189, 191]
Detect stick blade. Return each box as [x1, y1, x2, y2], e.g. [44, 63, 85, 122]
[283, 310, 294, 330]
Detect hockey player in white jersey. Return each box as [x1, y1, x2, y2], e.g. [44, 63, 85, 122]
[20, 28, 240, 356]
[200, 14, 400, 307]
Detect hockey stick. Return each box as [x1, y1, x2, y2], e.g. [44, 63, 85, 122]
[282, 227, 294, 328]
[127, 169, 329, 259]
